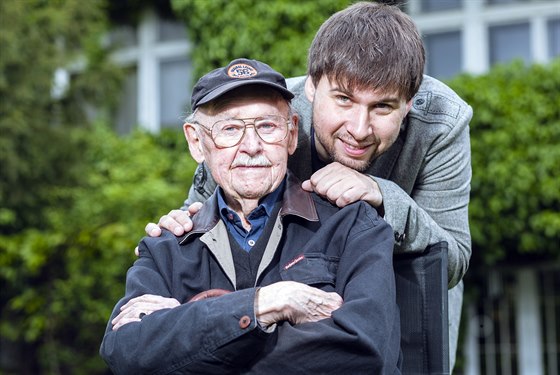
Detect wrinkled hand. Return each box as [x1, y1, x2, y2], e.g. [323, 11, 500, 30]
[112, 294, 180, 330]
[255, 281, 343, 328]
[301, 162, 382, 208]
[135, 202, 204, 256]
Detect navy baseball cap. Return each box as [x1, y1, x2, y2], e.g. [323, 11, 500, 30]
[190, 58, 294, 110]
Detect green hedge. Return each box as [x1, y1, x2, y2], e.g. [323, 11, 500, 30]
[0, 0, 123, 233]
[171, 0, 353, 81]
[448, 59, 560, 264]
[0, 125, 197, 373]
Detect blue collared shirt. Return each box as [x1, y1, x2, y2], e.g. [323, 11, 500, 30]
[217, 178, 285, 252]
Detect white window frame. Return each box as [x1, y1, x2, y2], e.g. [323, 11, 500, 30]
[110, 9, 191, 133]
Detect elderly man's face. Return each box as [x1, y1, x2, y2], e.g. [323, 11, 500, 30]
[184, 95, 297, 203]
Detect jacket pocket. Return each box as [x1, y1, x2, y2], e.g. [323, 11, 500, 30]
[279, 253, 339, 287]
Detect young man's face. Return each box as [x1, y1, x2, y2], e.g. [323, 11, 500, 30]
[305, 76, 412, 172]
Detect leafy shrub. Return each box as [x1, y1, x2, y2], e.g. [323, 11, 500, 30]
[0, 0, 123, 234]
[448, 59, 560, 264]
[0, 124, 196, 374]
[171, 0, 353, 81]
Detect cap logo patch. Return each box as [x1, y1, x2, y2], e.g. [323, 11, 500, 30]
[227, 63, 258, 79]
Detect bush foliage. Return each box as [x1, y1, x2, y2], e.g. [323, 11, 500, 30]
[0, 0, 123, 233]
[0, 0, 197, 373]
[171, 0, 353, 81]
[448, 60, 560, 264]
[0, 125, 196, 373]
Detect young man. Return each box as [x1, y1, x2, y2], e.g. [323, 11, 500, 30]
[149, 2, 472, 369]
[101, 58, 401, 374]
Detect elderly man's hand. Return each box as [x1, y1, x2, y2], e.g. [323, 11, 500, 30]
[255, 281, 343, 328]
[135, 202, 204, 256]
[111, 294, 180, 330]
[302, 162, 383, 209]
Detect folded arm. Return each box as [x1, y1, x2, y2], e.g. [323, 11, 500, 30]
[102, 234, 343, 374]
[249, 209, 401, 373]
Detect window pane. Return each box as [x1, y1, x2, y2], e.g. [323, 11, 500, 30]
[109, 26, 137, 48]
[115, 69, 138, 135]
[425, 31, 462, 79]
[160, 58, 192, 129]
[549, 18, 560, 59]
[159, 19, 187, 42]
[487, 0, 518, 4]
[538, 269, 560, 375]
[421, 0, 462, 12]
[489, 23, 531, 65]
[488, 0, 557, 3]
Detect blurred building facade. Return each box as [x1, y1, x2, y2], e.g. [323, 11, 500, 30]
[106, 1, 560, 374]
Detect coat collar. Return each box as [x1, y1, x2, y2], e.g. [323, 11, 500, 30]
[179, 170, 318, 245]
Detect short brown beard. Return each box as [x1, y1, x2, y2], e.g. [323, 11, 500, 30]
[314, 128, 376, 172]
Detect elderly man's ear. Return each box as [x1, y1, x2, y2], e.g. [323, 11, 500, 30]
[183, 123, 205, 164]
[288, 113, 299, 156]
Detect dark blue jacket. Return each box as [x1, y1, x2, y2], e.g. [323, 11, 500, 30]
[100, 172, 401, 374]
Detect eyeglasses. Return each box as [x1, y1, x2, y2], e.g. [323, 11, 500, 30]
[195, 115, 290, 148]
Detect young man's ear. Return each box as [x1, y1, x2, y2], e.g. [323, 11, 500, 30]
[405, 99, 413, 115]
[183, 123, 205, 164]
[304, 76, 316, 102]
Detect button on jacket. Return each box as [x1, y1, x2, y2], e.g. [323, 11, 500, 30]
[100, 172, 401, 374]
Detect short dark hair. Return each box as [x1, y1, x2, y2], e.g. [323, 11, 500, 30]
[308, 2, 425, 101]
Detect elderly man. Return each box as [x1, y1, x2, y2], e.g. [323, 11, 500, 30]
[100, 58, 401, 374]
[148, 3, 472, 369]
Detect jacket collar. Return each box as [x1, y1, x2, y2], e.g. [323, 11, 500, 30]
[179, 170, 318, 245]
